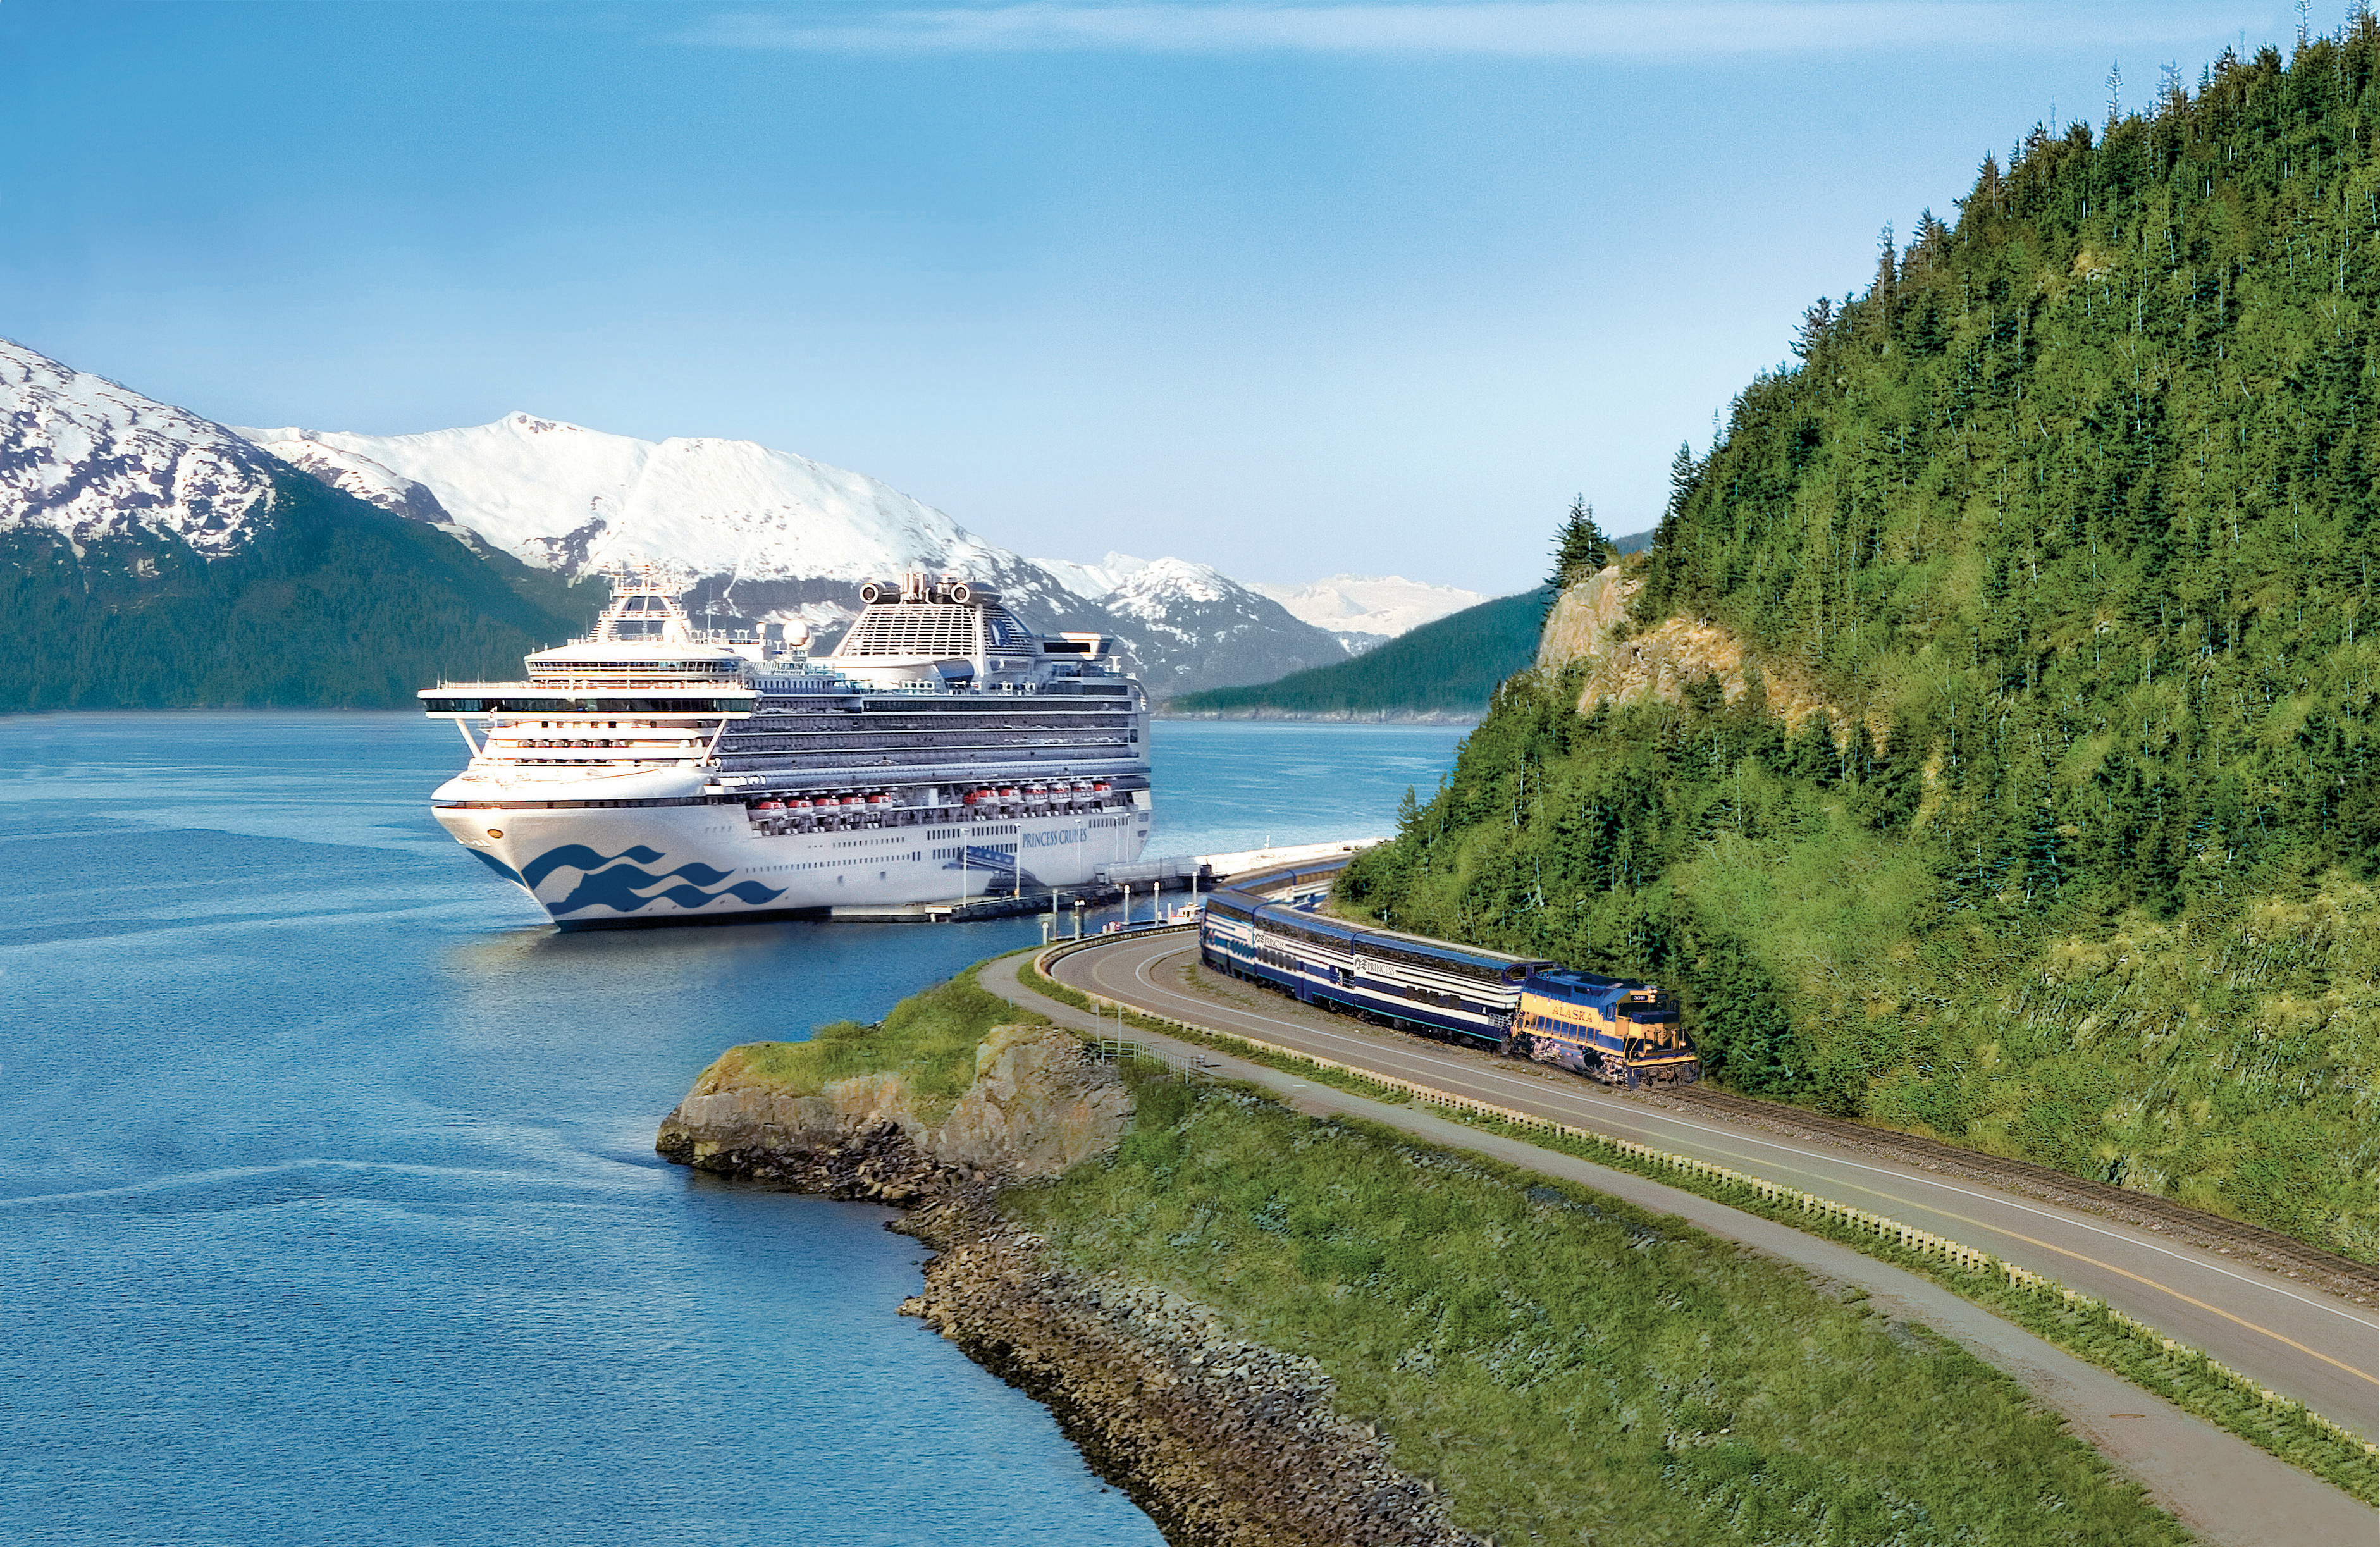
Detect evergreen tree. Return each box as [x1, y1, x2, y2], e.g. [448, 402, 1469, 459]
[1545, 495, 1611, 597]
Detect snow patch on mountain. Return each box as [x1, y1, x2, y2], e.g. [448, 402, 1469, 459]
[236, 413, 1009, 583]
[1032, 550, 1151, 600]
[1087, 557, 1353, 694]
[244, 433, 454, 527]
[1103, 557, 1242, 619]
[1, 336, 280, 559]
[1249, 573, 1487, 641]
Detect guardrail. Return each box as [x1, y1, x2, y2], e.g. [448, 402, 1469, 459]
[1030, 928, 2378, 1458]
[1092, 1037, 1214, 1083]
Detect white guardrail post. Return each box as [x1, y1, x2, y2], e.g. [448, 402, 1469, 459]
[1027, 934, 2380, 1459]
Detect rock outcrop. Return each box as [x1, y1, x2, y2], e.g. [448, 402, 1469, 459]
[1538, 565, 1861, 739]
[934, 1023, 1135, 1178]
[653, 1025, 1132, 1194]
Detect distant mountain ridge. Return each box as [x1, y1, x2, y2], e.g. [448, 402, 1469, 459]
[233, 413, 1351, 696]
[0, 342, 596, 709]
[1166, 587, 1552, 721]
[1248, 573, 1487, 650]
[0, 336, 1414, 703]
[1, 340, 283, 560]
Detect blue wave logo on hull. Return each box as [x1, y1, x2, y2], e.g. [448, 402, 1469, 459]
[521, 844, 784, 916]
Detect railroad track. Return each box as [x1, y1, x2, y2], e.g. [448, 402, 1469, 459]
[1166, 881, 2370, 1302]
[1660, 1083, 2374, 1302]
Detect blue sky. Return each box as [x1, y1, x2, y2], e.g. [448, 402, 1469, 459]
[0, 2, 2307, 592]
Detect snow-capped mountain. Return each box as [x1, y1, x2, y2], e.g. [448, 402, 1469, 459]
[0, 336, 601, 710]
[1093, 557, 1352, 694]
[235, 414, 1350, 694]
[1, 338, 283, 559]
[235, 414, 1096, 632]
[0, 330, 1400, 699]
[1038, 552, 1487, 656]
[1249, 574, 1486, 649]
[1031, 550, 1152, 601]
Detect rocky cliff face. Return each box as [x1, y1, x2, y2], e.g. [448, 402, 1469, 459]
[1538, 565, 1849, 735]
[654, 1025, 1131, 1195]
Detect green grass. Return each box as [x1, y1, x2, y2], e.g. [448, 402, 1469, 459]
[1005, 1073, 2189, 1546]
[1423, 1106, 2380, 1503]
[694, 963, 1047, 1125]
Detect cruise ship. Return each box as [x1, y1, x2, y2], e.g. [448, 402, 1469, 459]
[421, 569, 1152, 926]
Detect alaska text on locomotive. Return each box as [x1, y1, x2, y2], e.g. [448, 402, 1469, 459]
[419, 569, 1153, 925]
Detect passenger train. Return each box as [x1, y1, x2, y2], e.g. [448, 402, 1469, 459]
[1198, 887, 1699, 1088]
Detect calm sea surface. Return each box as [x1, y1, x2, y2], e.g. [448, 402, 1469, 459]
[0, 713, 1463, 1545]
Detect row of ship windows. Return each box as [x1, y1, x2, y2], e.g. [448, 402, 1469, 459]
[748, 853, 924, 872]
[832, 835, 913, 850]
[932, 843, 1018, 860]
[724, 737, 1132, 754]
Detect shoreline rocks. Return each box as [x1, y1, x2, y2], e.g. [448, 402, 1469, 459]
[897, 1200, 1486, 1547]
[655, 1028, 1482, 1547]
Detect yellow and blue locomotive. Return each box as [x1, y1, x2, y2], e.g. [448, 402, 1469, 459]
[1512, 970, 1698, 1088]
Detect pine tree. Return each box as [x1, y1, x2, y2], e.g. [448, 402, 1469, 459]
[1545, 495, 1611, 598]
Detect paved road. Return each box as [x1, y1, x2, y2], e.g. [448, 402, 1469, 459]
[1045, 929, 2380, 1443]
[982, 948, 2378, 1547]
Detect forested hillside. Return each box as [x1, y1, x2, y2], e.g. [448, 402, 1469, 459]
[1340, 34, 2377, 1257]
[1166, 587, 1551, 718]
[3, 476, 600, 709]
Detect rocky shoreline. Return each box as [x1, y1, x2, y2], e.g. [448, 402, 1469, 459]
[656, 1029, 1482, 1547]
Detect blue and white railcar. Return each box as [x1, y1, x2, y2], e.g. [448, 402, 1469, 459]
[1199, 887, 1551, 1047]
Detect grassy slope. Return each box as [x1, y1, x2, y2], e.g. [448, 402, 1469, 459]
[1166, 587, 1550, 717]
[1009, 1073, 2185, 1546]
[1, 475, 604, 710]
[693, 966, 1044, 1125]
[1338, 35, 2379, 1257]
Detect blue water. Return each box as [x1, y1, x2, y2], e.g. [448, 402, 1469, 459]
[0, 713, 1463, 1544]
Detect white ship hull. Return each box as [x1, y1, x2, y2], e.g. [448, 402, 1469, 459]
[436, 798, 1152, 926]
[423, 567, 1154, 928]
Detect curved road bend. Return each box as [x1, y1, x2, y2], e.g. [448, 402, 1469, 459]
[1037, 932, 2379, 1442]
[982, 947, 2376, 1547]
